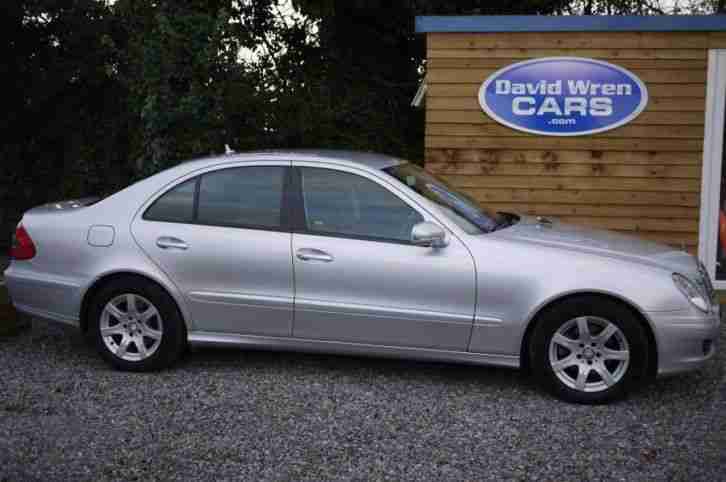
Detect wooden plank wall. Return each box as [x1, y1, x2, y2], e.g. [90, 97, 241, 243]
[424, 32, 726, 253]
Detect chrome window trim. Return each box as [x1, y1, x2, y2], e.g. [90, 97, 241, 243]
[135, 160, 294, 234]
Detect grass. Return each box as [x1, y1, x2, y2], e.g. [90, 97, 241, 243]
[0, 286, 23, 337]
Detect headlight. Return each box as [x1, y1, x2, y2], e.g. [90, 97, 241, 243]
[672, 273, 709, 312]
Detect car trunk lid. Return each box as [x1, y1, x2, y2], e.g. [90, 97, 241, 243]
[25, 197, 101, 215]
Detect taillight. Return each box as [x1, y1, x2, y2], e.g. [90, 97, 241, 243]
[10, 224, 36, 260]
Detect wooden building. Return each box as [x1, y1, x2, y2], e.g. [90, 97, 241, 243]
[415, 15, 726, 289]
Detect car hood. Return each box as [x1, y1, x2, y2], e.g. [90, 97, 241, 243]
[489, 215, 698, 275]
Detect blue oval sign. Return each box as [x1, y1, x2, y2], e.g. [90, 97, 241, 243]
[478, 57, 648, 136]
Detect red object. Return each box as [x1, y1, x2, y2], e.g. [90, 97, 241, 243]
[10, 224, 36, 260]
[719, 211, 726, 253]
[719, 210, 726, 253]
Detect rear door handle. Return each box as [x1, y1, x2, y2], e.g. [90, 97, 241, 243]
[156, 236, 188, 250]
[296, 248, 333, 262]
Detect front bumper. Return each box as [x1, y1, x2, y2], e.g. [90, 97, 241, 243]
[649, 305, 720, 376]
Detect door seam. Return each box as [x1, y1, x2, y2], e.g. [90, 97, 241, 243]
[290, 231, 297, 337]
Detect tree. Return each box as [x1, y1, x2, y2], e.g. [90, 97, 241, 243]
[671, 0, 726, 13]
[114, 0, 243, 173]
[561, 0, 668, 14]
[0, 0, 127, 244]
[280, 0, 570, 161]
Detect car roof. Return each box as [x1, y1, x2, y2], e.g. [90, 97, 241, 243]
[183, 149, 405, 171]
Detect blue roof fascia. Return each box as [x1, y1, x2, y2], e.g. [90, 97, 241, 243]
[415, 15, 726, 33]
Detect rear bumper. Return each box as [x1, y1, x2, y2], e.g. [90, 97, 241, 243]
[12, 302, 80, 327]
[649, 306, 720, 376]
[3, 265, 81, 328]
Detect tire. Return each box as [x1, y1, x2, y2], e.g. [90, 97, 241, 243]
[88, 276, 186, 371]
[530, 295, 650, 404]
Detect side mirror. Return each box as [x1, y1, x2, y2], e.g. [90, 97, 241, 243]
[411, 221, 448, 248]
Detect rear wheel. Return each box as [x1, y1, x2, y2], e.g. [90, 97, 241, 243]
[88, 278, 186, 371]
[530, 296, 649, 404]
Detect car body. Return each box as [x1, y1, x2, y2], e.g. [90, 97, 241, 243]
[4, 150, 720, 403]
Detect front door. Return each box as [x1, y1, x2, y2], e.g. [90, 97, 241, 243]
[291, 164, 476, 351]
[132, 163, 294, 336]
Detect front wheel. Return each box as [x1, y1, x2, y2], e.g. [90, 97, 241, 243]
[530, 296, 650, 404]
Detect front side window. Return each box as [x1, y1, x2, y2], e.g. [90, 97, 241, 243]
[300, 167, 423, 243]
[144, 179, 196, 223]
[197, 167, 286, 229]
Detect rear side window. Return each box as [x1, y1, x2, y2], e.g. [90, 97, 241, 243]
[143, 166, 287, 230]
[144, 179, 196, 223]
[197, 167, 285, 229]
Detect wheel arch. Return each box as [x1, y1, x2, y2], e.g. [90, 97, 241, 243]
[79, 270, 191, 334]
[519, 290, 658, 378]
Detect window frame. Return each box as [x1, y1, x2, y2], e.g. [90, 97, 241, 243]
[142, 165, 293, 233]
[290, 166, 427, 246]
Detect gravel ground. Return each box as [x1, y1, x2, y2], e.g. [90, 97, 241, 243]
[0, 321, 724, 481]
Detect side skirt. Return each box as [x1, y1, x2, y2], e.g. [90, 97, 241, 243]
[188, 331, 520, 369]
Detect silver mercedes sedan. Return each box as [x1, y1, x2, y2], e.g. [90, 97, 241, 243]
[5, 150, 720, 403]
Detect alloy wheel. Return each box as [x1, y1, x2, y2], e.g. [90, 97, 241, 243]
[548, 316, 630, 393]
[100, 294, 164, 362]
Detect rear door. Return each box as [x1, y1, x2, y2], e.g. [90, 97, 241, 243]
[290, 163, 477, 351]
[132, 162, 294, 336]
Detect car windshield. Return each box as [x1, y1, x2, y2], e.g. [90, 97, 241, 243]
[384, 163, 514, 234]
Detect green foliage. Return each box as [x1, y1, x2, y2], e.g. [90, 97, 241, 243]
[114, 0, 239, 173]
[282, 0, 571, 160]
[677, 0, 726, 13]
[0, 0, 132, 246]
[561, 0, 668, 13]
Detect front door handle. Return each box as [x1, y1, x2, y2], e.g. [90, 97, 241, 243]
[156, 236, 188, 250]
[296, 248, 333, 262]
